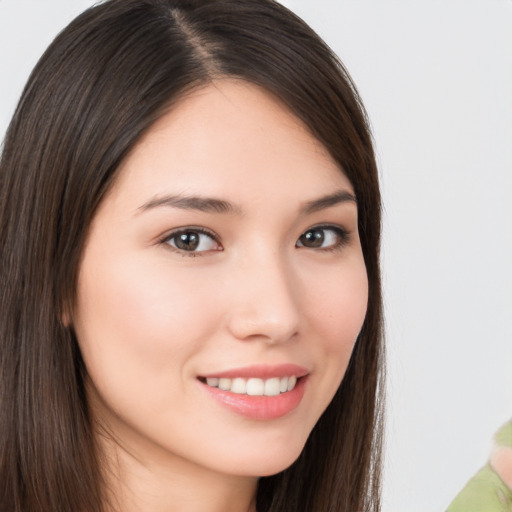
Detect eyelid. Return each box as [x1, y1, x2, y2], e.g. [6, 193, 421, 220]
[158, 226, 222, 255]
[296, 223, 350, 251]
[156, 223, 350, 256]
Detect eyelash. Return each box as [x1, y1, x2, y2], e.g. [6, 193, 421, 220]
[159, 227, 222, 257]
[159, 224, 350, 257]
[296, 224, 350, 252]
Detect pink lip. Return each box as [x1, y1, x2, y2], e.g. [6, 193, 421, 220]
[198, 363, 309, 380]
[198, 364, 309, 421]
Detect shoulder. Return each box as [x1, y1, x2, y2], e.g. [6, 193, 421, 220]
[447, 464, 512, 512]
[495, 422, 512, 448]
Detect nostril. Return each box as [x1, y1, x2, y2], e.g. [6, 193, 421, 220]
[226, 315, 300, 345]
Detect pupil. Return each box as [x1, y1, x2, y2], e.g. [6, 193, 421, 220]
[176, 232, 199, 251]
[303, 230, 324, 247]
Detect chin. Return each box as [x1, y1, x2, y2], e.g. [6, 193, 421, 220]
[220, 438, 307, 478]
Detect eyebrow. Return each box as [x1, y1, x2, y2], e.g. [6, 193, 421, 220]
[138, 189, 356, 216]
[301, 190, 357, 215]
[138, 195, 242, 215]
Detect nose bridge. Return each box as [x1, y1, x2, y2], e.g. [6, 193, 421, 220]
[226, 245, 300, 343]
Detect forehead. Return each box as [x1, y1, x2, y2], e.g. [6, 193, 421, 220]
[108, 79, 353, 210]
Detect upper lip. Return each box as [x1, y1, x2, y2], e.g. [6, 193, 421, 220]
[198, 364, 309, 380]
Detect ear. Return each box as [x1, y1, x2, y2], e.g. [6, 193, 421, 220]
[61, 312, 71, 327]
[60, 301, 72, 327]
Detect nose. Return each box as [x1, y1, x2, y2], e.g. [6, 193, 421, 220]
[225, 252, 301, 344]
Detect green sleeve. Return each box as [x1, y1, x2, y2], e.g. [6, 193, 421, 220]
[495, 423, 512, 448]
[447, 465, 512, 512]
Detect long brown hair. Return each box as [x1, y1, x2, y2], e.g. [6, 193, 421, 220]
[0, 1, 384, 510]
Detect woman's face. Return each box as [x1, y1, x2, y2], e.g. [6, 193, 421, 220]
[73, 80, 368, 479]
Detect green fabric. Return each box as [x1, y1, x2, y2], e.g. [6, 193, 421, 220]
[495, 423, 512, 449]
[447, 464, 512, 512]
[447, 422, 512, 512]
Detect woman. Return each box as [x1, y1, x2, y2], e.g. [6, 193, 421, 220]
[0, 1, 384, 511]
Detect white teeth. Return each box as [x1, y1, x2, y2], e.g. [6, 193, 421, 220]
[218, 378, 231, 391]
[231, 378, 247, 394]
[204, 375, 299, 395]
[264, 377, 281, 396]
[246, 378, 264, 396]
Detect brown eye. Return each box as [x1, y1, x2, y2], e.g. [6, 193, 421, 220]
[298, 229, 325, 248]
[296, 226, 347, 250]
[165, 229, 220, 253]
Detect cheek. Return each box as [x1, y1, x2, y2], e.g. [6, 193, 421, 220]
[289, 255, 368, 434]
[305, 259, 369, 357]
[73, 252, 221, 382]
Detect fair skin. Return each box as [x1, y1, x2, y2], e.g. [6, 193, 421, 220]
[71, 80, 369, 512]
[491, 447, 512, 488]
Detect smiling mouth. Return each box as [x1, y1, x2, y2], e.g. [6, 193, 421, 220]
[198, 376, 299, 396]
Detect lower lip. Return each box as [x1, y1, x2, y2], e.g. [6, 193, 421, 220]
[200, 377, 307, 420]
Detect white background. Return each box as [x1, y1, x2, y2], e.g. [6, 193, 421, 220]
[1, 1, 511, 511]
